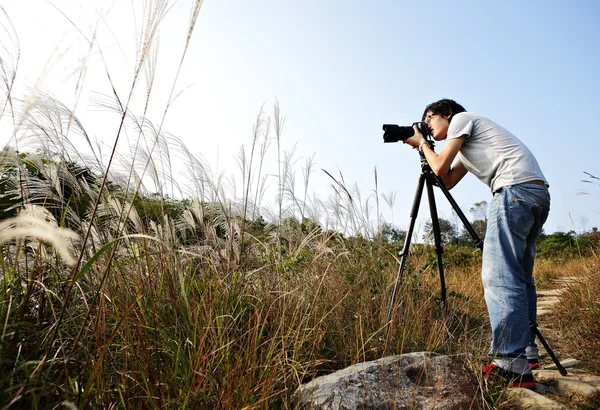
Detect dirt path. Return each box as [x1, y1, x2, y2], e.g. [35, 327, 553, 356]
[507, 276, 600, 409]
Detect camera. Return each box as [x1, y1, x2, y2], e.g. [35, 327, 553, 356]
[382, 122, 429, 143]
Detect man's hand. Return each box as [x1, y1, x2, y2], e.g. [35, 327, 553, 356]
[403, 124, 426, 149]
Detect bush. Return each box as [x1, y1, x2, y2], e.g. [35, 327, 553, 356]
[537, 230, 598, 258]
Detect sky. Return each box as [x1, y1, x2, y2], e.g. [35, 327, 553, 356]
[1, 0, 599, 235]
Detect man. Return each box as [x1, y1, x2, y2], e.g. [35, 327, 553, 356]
[403, 99, 550, 389]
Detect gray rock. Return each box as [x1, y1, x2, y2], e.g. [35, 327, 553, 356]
[294, 352, 481, 410]
[544, 358, 581, 370]
[507, 387, 568, 410]
[555, 379, 599, 401]
[537, 289, 566, 297]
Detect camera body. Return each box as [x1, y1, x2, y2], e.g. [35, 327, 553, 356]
[382, 122, 429, 143]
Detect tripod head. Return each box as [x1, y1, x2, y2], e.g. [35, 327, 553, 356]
[418, 136, 436, 173]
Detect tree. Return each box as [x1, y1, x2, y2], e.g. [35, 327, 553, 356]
[468, 200, 488, 241]
[537, 231, 577, 257]
[456, 219, 487, 246]
[423, 218, 457, 245]
[469, 200, 488, 222]
[379, 222, 407, 244]
[301, 217, 322, 235]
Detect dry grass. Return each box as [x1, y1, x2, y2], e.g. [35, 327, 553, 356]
[550, 255, 600, 373]
[0, 217, 495, 408]
[534, 257, 587, 289]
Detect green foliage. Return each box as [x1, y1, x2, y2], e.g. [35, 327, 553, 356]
[537, 230, 577, 255]
[378, 222, 407, 244]
[0, 149, 102, 226]
[455, 219, 486, 245]
[301, 217, 322, 235]
[423, 217, 457, 245]
[536, 230, 599, 258]
[441, 245, 481, 267]
[134, 193, 186, 224]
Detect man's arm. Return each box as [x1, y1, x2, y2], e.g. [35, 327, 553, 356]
[404, 128, 468, 189]
[421, 136, 464, 178]
[438, 159, 468, 190]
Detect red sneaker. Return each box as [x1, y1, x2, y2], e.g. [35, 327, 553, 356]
[482, 363, 536, 389]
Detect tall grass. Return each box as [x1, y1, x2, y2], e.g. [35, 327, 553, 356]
[551, 253, 600, 374]
[0, 208, 492, 408]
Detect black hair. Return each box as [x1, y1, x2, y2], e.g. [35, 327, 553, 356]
[421, 99, 467, 122]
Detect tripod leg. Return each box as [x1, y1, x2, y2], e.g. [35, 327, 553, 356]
[425, 176, 447, 309]
[386, 173, 426, 327]
[431, 172, 484, 250]
[530, 320, 568, 376]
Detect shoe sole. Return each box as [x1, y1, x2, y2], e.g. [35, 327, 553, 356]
[510, 381, 536, 389]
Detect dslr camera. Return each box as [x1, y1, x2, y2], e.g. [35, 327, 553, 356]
[382, 122, 429, 143]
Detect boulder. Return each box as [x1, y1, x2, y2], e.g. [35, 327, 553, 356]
[294, 352, 481, 409]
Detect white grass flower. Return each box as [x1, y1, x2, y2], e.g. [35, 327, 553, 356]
[0, 204, 79, 266]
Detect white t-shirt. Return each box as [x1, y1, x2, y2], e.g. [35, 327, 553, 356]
[447, 112, 548, 193]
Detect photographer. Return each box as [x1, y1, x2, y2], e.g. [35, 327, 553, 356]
[403, 99, 550, 389]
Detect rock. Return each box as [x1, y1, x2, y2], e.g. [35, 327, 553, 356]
[575, 374, 600, 389]
[532, 382, 552, 394]
[507, 387, 568, 410]
[544, 358, 581, 370]
[555, 379, 599, 401]
[293, 352, 481, 410]
[537, 296, 561, 307]
[533, 369, 569, 382]
[553, 276, 578, 284]
[537, 289, 566, 297]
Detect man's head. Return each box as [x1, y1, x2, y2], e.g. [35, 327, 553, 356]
[421, 99, 466, 122]
[422, 99, 467, 141]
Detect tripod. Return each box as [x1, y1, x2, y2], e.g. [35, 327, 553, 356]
[386, 141, 568, 376]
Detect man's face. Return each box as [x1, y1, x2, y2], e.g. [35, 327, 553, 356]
[425, 111, 450, 141]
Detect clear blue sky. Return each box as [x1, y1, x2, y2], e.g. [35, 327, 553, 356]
[2, 0, 600, 234]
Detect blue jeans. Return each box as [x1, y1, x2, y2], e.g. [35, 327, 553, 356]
[482, 183, 550, 373]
